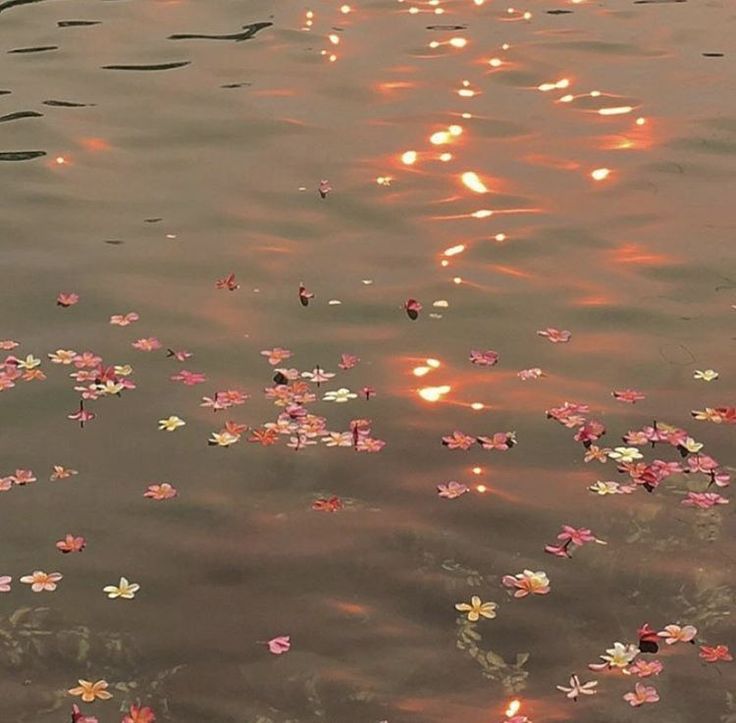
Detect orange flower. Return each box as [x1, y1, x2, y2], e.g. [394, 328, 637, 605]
[123, 704, 156, 723]
[68, 679, 113, 702]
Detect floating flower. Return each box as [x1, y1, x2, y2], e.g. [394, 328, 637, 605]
[613, 389, 646, 404]
[48, 349, 78, 364]
[584, 445, 611, 463]
[144, 483, 177, 500]
[502, 570, 550, 597]
[699, 644, 732, 662]
[469, 350, 499, 366]
[623, 683, 659, 707]
[170, 370, 207, 386]
[537, 328, 571, 343]
[693, 369, 718, 381]
[518, 367, 543, 380]
[103, 577, 140, 599]
[56, 534, 86, 553]
[437, 480, 469, 499]
[322, 388, 358, 403]
[16, 354, 41, 370]
[657, 624, 696, 645]
[608, 446, 643, 463]
[167, 348, 192, 362]
[477, 432, 516, 451]
[132, 337, 161, 352]
[594, 642, 639, 669]
[122, 704, 156, 723]
[312, 496, 343, 512]
[0, 340, 19, 350]
[20, 570, 63, 592]
[260, 347, 292, 365]
[71, 703, 99, 723]
[404, 298, 422, 320]
[455, 596, 497, 621]
[267, 635, 291, 654]
[625, 659, 663, 677]
[209, 431, 240, 447]
[57, 292, 79, 307]
[681, 492, 729, 509]
[158, 416, 185, 431]
[12, 468, 36, 485]
[556, 674, 598, 701]
[110, 312, 139, 326]
[68, 679, 113, 703]
[338, 353, 360, 370]
[0, 576, 11, 592]
[301, 367, 335, 385]
[442, 431, 475, 450]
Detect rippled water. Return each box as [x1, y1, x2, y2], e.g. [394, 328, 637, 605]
[1, 0, 735, 721]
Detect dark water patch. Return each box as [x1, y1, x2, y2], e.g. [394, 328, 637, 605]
[144, 218, 162, 223]
[633, 0, 686, 3]
[0, 90, 11, 95]
[43, 99, 94, 107]
[102, 61, 191, 71]
[547, 9, 573, 14]
[221, 82, 252, 88]
[702, 52, 724, 58]
[0, 0, 50, 15]
[58, 19, 101, 27]
[0, 110, 42, 123]
[104, 239, 124, 245]
[8, 46, 58, 54]
[168, 21, 272, 42]
[0, 150, 46, 161]
[426, 24, 467, 30]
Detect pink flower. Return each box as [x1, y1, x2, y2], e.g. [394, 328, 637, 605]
[557, 525, 597, 546]
[318, 179, 332, 198]
[623, 683, 659, 706]
[687, 454, 719, 473]
[132, 337, 161, 351]
[68, 408, 95, 425]
[144, 483, 178, 500]
[442, 431, 476, 450]
[267, 635, 291, 654]
[12, 468, 36, 485]
[356, 437, 385, 452]
[260, 347, 292, 365]
[109, 312, 139, 326]
[73, 351, 102, 369]
[57, 292, 79, 307]
[517, 367, 543, 380]
[613, 389, 646, 404]
[338, 353, 360, 370]
[682, 492, 729, 509]
[437, 481, 469, 499]
[625, 659, 663, 677]
[574, 420, 605, 444]
[0, 575, 11, 592]
[699, 644, 732, 662]
[502, 570, 550, 598]
[469, 350, 499, 366]
[658, 624, 697, 645]
[56, 534, 86, 553]
[167, 348, 192, 362]
[404, 298, 422, 319]
[170, 370, 207, 386]
[537, 328, 571, 343]
[477, 432, 516, 451]
[20, 570, 63, 592]
[71, 704, 98, 723]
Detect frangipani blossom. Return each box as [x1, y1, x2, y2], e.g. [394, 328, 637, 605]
[623, 683, 659, 707]
[0, 576, 12, 592]
[518, 367, 543, 380]
[71, 703, 99, 723]
[682, 492, 729, 509]
[56, 534, 86, 553]
[502, 570, 550, 597]
[556, 674, 598, 701]
[322, 388, 357, 403]
[68, 679, 113, 703]
[699, 645, 732, 662]
[612, 389, 646, 404]
[110, 312, 139, 326]
[144, 483, 177, 500]
[658, 625, 696, 645]
[132, 338, 161, 352]
[267, 635, 291, 654]
[455, 596, 497, 621]
[537, 328, 571, 343]
[261, 347, 292, 365]
[625, 659, 663, 677]
[158, 416, 185, 431]
[301, 367, 335, 385]
[122, 704, 156, 723]
[442, 431, 475, 450]
[338, 353, 360, 370]
[209, 431, 240, 447]
[20, 570, 63, 592]
[103, 577, 140, 599]
[693, 369, 718, 381]
[590, 642, 639, 670]
[48, 349, 78, 364]
[469, 350, 499, 366]
[57, 292, 79, 307]
[437, 480, 469, 499]
[608, 447, 643, 463]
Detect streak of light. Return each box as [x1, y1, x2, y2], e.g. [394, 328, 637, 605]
[591, 167, 611, 181]
[426, 358, 441, 368]
[489, 264, 534, 279]
[538, 78, 570, 92]
[401, 150, 418, 165]
[598, 106, 633, 116]
[439, 152, 453, 161]
[376, 176, 392, 185]
[476, 484, 488, 493]
[506, 700, 521, 717]
[412, 366, 431, 376]
[470, 402, 484, 410]
[444, 244, 466, 256]
[418, 385, 451, 402]
[461, 171, 488, 193]
[328, 33, 340, 45]
[340, 4, 352, 12]
[472, 467, 482, 474]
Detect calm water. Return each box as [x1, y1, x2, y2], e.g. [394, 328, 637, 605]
[1, 0, 735, 721]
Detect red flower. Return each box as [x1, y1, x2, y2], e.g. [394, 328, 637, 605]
[312, 496, 343, 512]
[699, 645, 732, 662]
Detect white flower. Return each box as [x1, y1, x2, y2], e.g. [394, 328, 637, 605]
[601, 642, 639, 668]
[158, 415, 186, 431]
[588, 480, 633, 495]
[322, 388, 357, 403]
[556, 674, 598, 700]
[322, 432, 353, 447]
[693, 369, 718, 382]
[607, 447, 643, 463]
[103, 577, 140, 599]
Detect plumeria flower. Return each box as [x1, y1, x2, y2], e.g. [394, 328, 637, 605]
[68, 680, 113, 703]
[404, 298, 422, 319]
[301, 367, 336, 385]
[122, 704, 155, 723]
[56, 534, 86, 553]
[469, 350, 499, 366]
[17, 354, 41, 370]
[612, 389, 646, 404]
[0, 576, 12, 592]
[537, 327, 571, 343]
[114, 364, 134, 376]
[109, 312, 139, 326]
[48, 349, 78, 364]
[691, 408, 727, 423]
[144, 483, 177, 500]
[442, 431, 476, 450]
[158, 415, 185, 431]
[584, 445, 611, 463]
[209, 431, 241, 447]
[322, 432, 353, 447]
[681, 492, 729, 509]
[502, 570, 550, 597]
[355, 437, 386, 452]
[338, 353, 360, 370]
[267, 635, 291, 654]
[71, 703, 99, 723]
[132, 337, 161, 351]
[0, 340, 19, 350]
[57, 292, 79, 307]
[608, 447, 643, 463]
[623, 683, 659, 707]
[12, 469, 36, 485]
[518, 367, 543, 380]
[261, 347, 292, 365]
[103, 577, 140, 599]
[167, 348, 192, 362]
[693, 369, 718, 381]
[658, 624, 697, 645]
[20, 570, 63, 592]
[312, 496, 343, 512]
[455, 596, 497, 621]
[437, 481, 470, 499]
[477, 432, 516, 451]
[681, 436, 704, 453]
[170, 370, 207, 386]
[624, 659, 663, 677]
[699, 644, 732, 662]
[322, 388, 357, 403]
[73, 351, 102, 368]
[591, 642, 639, 670]
[556, 674, 598, 701]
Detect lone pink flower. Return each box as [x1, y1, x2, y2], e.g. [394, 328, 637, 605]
[682, 492, 729, 509]
[267, 635, 291, 654]
[613, 389, 646, 404]
[57, 292, 79, 307]
[623, 683, 659, 707]
[469, 350, 499, 366]
[502, 570, 550, 597]
[699, 644, 732, 662]
[442, 431, 476, 450]
[537, 328, 571, 343]
[437, 481, 469, 499]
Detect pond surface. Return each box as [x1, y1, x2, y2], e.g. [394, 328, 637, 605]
[1, 0, 735, 721]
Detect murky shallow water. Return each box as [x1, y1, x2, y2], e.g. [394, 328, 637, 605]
[1, 0, 735, 721]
